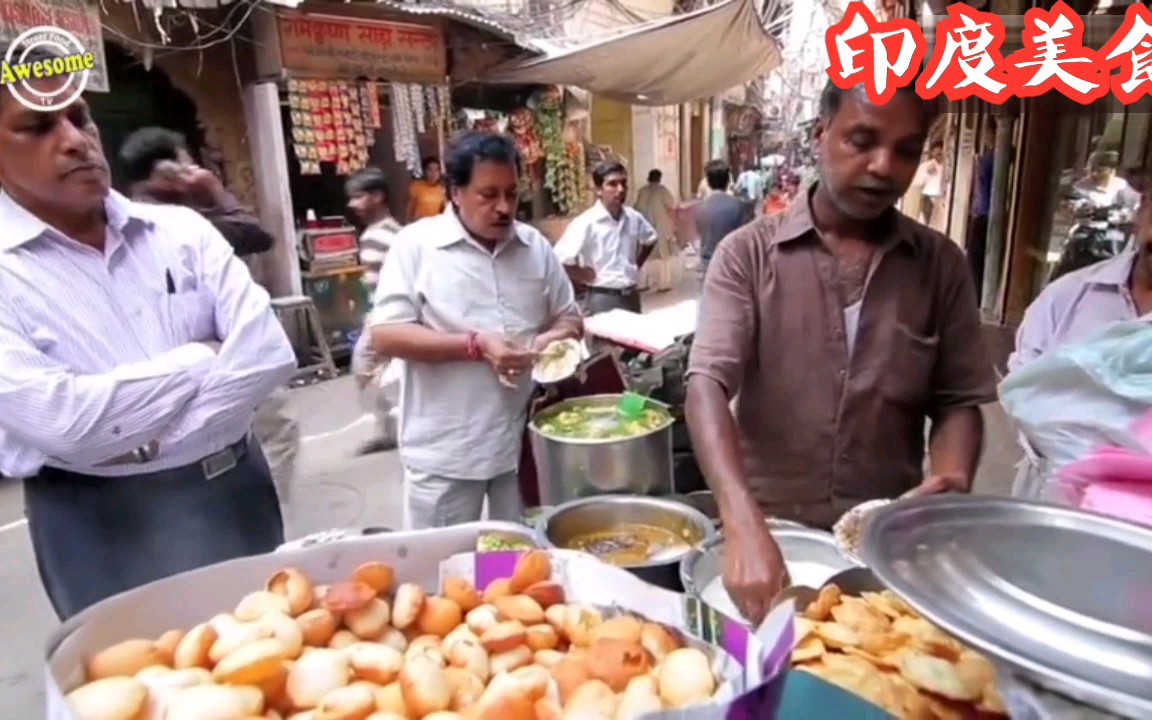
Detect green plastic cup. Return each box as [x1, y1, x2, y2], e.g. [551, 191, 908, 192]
[618, 391, 647, 418]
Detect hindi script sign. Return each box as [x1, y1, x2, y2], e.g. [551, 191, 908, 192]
[278, 14, 446, 82]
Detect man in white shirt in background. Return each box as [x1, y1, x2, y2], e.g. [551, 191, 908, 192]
[371, 132, 582, 529]
[0, 47, 296, 618]
[347, 167, 403, 455]
[555, 160, 658, 314]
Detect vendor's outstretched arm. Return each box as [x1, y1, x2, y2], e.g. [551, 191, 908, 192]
[919, 250, 996, 493]
[686, 376, 760, 526]
[927, 407, 983, 488]
[686, 238, 786, 623]
[684, 238, 760, 525]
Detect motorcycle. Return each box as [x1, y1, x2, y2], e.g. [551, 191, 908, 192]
[1050, 193, 1135, 282]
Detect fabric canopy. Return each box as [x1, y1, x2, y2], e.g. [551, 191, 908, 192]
[481, 0, 781, 106]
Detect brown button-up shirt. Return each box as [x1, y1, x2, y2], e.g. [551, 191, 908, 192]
[687, 194, 997, 528]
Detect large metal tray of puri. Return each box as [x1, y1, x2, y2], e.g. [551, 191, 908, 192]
[860, 495, 1152, 718]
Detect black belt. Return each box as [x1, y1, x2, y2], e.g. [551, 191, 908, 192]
[39, 437, 251, 483]
[586, 286, 637, 297]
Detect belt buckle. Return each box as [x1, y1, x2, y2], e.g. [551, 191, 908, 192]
[202, 447, 237, 480]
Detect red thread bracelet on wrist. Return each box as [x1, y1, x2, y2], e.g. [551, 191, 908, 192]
[465, 331, 482, 361]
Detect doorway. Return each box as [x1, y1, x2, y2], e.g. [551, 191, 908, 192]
[85, 43, 204, 193]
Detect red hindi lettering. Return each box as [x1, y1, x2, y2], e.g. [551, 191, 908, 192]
[396, 29, 432, 48]
[1099, 3, 1152, 105]
[917, 3, 1011, 103]
[357, 26, 394, 45]
[824, 2, 926, 106]
[1004, 1, 1107, 104]
[282, 19, 313, 39]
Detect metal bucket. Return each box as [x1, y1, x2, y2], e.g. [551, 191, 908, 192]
[528, 394, 675, 506]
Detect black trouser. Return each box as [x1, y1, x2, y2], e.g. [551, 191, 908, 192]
[25, 437, 284, 620]
[583, 286, 642, 315]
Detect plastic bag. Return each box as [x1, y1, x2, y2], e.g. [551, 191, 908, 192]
[999, 318, 1152, 471]
[1044, 406, 1152, 526]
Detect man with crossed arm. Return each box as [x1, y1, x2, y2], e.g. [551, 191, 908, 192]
[0, 47, 296, 618]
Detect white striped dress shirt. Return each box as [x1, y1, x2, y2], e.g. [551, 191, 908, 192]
[0, 190, 297, 477]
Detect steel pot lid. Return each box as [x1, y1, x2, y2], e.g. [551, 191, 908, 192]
[861, 495, 1152, 716]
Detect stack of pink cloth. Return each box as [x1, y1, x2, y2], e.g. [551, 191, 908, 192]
[1056, 412, 1152, 527]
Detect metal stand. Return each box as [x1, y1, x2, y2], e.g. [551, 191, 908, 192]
[271, 295, 337, 382]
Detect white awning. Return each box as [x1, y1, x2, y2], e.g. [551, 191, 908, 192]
[481, 0, 781, 106]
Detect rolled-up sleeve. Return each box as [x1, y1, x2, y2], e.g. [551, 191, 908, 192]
[686, 239, 757, 397]
[931, 250, 998, 411]
[369, 235, 420, 327]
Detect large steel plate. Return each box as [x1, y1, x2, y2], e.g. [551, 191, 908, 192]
[862, 495, 1152, 717]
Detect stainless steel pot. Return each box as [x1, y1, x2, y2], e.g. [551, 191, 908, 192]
[535, 495, 716, 592]
[679, 525, 854, 622]
[529, 394, 674, 506]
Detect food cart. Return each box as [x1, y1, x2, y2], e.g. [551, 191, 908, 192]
[53, 488, 1152, 719]
[47, 523, 793, 720]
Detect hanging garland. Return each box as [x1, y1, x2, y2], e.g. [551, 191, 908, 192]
[534, 86, 583, 215]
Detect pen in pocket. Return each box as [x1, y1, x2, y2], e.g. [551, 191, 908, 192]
[165, 269, 175, 294]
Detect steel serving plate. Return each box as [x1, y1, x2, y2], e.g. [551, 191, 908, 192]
[862, 495, 1152, 718]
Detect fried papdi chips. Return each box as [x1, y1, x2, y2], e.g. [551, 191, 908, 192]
[791, 584, 1007, 718]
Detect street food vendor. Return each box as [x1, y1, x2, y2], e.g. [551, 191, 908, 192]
[685, 81, 997, 623]
[371, 131, 582, 529]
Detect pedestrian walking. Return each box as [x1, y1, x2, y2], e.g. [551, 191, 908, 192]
[555, 161, 657, 314]
[633, 169, 680, 293]
[370, 132, 582, 529]
[346, 168, 403, 455]
[695, 160, 754, 277]
[734, 164, 766, 215]
[686, 81, 996, 624]
[0, 48, 296, 619]
[119, 126, 301, 512]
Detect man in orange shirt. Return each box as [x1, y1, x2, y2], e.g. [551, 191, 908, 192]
[407, 157, 447, 221]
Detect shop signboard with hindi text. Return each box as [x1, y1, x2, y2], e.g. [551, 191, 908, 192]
[0, 0, 107, 92]
[277, 13, 446, 83]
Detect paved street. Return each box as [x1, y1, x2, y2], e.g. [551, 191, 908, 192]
[0, 273, 1020, 717]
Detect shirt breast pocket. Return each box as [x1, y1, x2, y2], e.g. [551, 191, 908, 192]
[880, 325, 939, 407]
[502, 277, 549, 331]
[164, 288, 216, 343]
